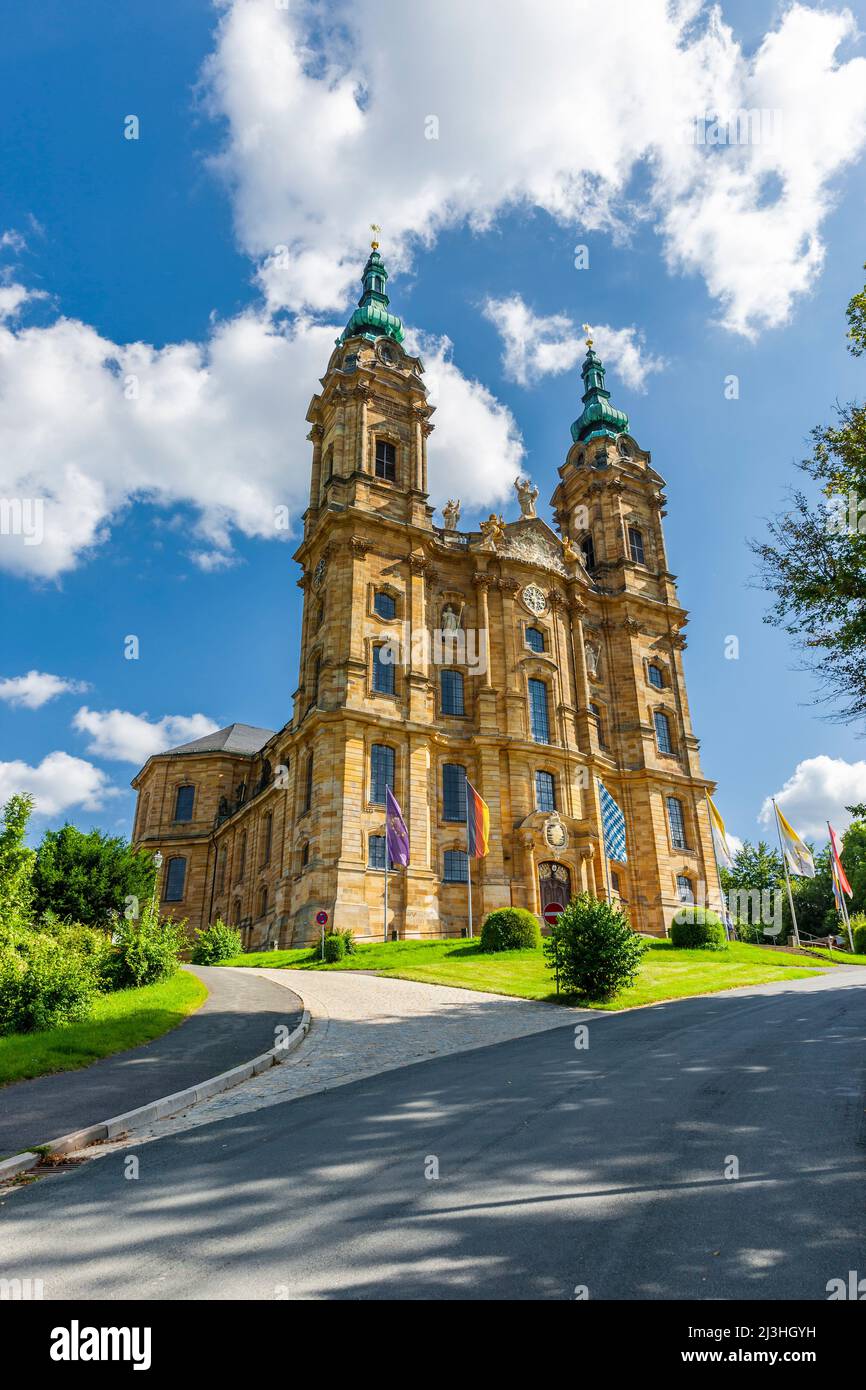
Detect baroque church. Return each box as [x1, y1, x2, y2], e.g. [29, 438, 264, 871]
[131, 240, 721, 948]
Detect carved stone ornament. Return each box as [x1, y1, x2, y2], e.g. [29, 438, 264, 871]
[520, 583, 547, 616]
[514, 476, 539, 519]
[442, 498, 461, 531]
[543, 812, 569, 853]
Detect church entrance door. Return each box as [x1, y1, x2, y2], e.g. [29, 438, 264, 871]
[538, 861, 572, 918]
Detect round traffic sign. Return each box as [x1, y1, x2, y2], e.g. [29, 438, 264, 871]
[543, 901, 565, 925]
[315, 910, 329, 927]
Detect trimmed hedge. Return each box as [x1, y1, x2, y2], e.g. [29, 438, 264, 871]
[323, 932, 346, 963]
[669, 909, 727, 950]
[480, 907, 541, 953]
[543, 893, 645, 1000]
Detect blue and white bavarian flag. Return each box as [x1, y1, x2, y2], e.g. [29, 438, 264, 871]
[598, 780, 627, 864]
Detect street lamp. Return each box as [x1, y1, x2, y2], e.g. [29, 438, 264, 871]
[152, 851, 163, 922]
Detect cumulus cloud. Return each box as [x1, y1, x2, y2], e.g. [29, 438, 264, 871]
[203, 0, 866, 336]
[759, 755, 866, 839]
[0, 751, 116, 816]
[481, 295, 664, 391]
[0, 670, 89, 710]
[72, 708, 220, 764]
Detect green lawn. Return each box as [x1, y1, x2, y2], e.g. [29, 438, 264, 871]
[219, 937, 834, 1010]
[0, 969, 208, 1088]
[799, 945, 866, 967]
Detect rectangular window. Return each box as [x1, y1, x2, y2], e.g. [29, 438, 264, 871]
[525, 626, 545, 653]
[375, 439, 397, 481]
[261, 814, 273, 865]
[628, 526, 646, 565]
[440, 669, 465, 716]
[677, 874, 694, 903]
[443, 849, 468, 883]
[370, 743, 395, 804]
[216, 849, 226, 895]
[303, 754, 314, 813]
[590, 702, 607, 749]
[374, 591, 396, 620]
[443, 763, 467, 822]
[368, 834, 389, 869]
[535, 770, 556, 813]
[667, 797, 687, 850]
[372, 644, 395, 694]
[174, 785, 195, 822]
[611, 870, 621, 895]
[647, 664, 664, 690]
[654, 710, 673, 754]
[164, 857, 186, 902]
[528, 678, 550, 744]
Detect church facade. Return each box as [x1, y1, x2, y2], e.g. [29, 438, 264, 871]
[131, 242, 721, 949]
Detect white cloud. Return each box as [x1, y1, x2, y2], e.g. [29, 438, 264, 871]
[72, 708, 220, 764]
[0, 670, 89, 710]
[759, 755, 866, 839]
[203, 0, 866, 336]
[0, 751, 116, 817]
[481, 295, 664, 391]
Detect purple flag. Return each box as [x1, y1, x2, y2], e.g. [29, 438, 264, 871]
[385, 787, 410, 866]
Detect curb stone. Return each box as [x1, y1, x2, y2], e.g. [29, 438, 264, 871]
[0, 1007, 310, 1183]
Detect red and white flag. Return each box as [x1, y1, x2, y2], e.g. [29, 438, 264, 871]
[828, 822, 853, 898]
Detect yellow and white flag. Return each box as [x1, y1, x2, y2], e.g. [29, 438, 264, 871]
[774, 802, 816, 879]
[707, 794, 735, 869]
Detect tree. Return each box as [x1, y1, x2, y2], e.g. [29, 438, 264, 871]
[838, 817, 866, 916]
[0, 794, 36, 931]
[31, 824, 156, 929]
[543, 893, 646, 1000]
[719, 840, 784, 899]
[751, 266, 866, 725]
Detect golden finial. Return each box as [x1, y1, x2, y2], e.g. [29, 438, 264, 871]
[370, 223, 381, 250]
[582, 322, 593, 349]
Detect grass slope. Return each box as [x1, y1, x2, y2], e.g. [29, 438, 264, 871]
[0, 969, 208, 1088]
[220, 937, 831, 1010]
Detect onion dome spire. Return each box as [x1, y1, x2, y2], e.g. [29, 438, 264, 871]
[570, 326, 629, 444]
[340, 226, 405, 345]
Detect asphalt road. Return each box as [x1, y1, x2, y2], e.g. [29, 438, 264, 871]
[0, 966, 303, 1156]
[1, 969, 864, 1300]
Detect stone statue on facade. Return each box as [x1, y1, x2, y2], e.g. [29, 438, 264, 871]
[479, 513, 506, 551]
[514, 476, 538, 519]
[562, 535, 580, 565]
[584, 641, 600, 678]
[442, 498, 461, 531]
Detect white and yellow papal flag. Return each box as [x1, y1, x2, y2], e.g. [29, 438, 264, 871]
[707, 794, 735, 870]
[774, 802, 816, 879]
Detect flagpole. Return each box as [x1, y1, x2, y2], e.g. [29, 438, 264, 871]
[706, 793, 730, 940]
[465, 780, 473, 939]
[383, 840, 389, 943]
[828, 821, 854, 954]
[773, 798, 801, 948]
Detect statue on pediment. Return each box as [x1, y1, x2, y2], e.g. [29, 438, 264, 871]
[515, 476, 538, 519]
[442, 498, 461, 531]
[479, 513, 506, 551]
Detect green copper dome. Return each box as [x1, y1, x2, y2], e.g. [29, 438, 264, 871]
[570, 343, 629, 444]
[339, 245, 405, 345]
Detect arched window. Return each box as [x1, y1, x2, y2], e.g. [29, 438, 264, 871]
[323, 444, 334, 481]
[581, 535, 596, 572]
[590, 702, 607, 750]
[374, 439, 397, 481]
[525, 626, 545, 654]
[535, 770, 556, 813]
[667, 797, 687, 850]
[442, 764, 467, 822]
[236, 832, 247, 881]
[310, 654, 321, 705]
[372, 644, 395, 695]
[654, 711, 673, 754]
[374, 590, 396, 620]
[315, 600, 325, 630]
[443, 849, 468, 883]
[647, 664, 664, 690]
[261, 812, 273, 865]
[164, 856, 186, 902]
[216, 847, 227, 894]
[677, 874, 694, 903]
[174, 785, 195, 822]
[628, 526, 646, 565]
[440, 669, 465, 716]
[303, 753, 314, 813]
[258, 885, 268, 918]
[370, 744, 395, 804]
[528, 678, 550, 744]
[301, 842, 310, 869]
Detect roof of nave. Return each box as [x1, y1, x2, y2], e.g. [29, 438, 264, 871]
[166, 723, 276, 756]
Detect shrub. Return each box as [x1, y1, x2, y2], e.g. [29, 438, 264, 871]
[323, 932, 345, 963]
[0, 930, 101, 1035]
[669, 909, 727, 950]
[101, 902, 185, 989]
[191, 919, 243, 965]
[480, 907, 541, 953]
[850, 913, 866, 955]
[543, 893, 646, 1000]
[340, 929, 356, 956]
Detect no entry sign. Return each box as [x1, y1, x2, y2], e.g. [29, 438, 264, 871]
[543, 901, 564, 925]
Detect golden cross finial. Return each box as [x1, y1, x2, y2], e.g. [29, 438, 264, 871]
[370, 223, 381, 249]
[582, 322, 593, 348]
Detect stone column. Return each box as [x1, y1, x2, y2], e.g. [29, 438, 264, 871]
[307, 423, 323, 511]
[355, 385, 370, 473]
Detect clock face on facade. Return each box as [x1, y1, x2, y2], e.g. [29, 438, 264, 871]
[313, 557, 326, 589]
[521, 584, 546, 616]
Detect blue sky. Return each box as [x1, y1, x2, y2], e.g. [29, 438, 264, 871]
[2, 0, 866, 846]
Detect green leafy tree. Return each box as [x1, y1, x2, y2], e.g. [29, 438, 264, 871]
[785, 845, 835, 939]
[751, 267, 866, 724]
[0, 794, 36, 932]
[839, 817, 866, 914]
[543, 893, 646, 1001]
[32, 824, 156, 928]
[719, 840, 784, 899]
